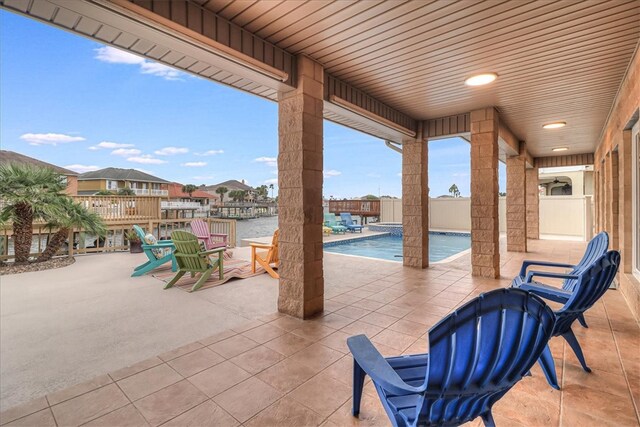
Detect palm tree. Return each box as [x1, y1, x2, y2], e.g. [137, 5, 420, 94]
[215, 186, 228, 205]
[269, 183, 275, 199]
[0, 164, 66, 264]
[117, 188, 135, 196]
[182, 184, 198, 197]
[449, 184, 460, 198]
[37, 197, 106, 262]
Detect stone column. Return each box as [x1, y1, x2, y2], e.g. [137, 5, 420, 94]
[611, 150, 619, 250]
[402, 127, 429, 268]
[470, 108, 500, 278]
[277, 56, 324, 319]
[506, 144, 527, 252]
[526, 166, 540, 239]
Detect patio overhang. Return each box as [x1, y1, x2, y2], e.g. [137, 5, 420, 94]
[1, 0, 639, 317]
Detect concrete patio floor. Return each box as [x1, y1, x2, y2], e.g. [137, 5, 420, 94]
[1, 239, 639, 426]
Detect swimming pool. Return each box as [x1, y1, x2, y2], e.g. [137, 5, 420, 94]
[324, 233, 471, 262]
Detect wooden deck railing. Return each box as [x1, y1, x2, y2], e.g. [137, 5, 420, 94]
[74, 196, 161, 221]
[0, 218, 238, 261]
[328, 199, 380, 216]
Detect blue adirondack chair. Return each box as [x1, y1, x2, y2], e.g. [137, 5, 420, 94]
[512, 231, 609, 328]
[324, 213, 347, 234]
[528, 250, 620, 389]
[340, 213, 364, 233]
[347, 288, 555, 427]
[131, 225, 177, 277]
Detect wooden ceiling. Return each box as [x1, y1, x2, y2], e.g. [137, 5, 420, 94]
[198, 0, 640, 156]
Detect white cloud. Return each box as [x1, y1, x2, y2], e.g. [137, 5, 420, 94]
[89, 141, 135, 150]
[65, 164, 100, 173]
[264, 178, 278, 185]
[397, 172, 402, 177]
[324, 170, 342, 178]
[127, 155, 167, 165]
[254, 156, 277, 167]
[94, 46, 183, 81]
[20, 133, 85, 146]
[181, 162, 207, 167]
[111, 148, 141, 157]
[196, 149, 224, 156]
[95, 46, 144, 65]
[155, 146, 189, 156]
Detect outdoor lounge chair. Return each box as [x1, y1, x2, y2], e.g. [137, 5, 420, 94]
[324, 213, 347, 234]
[347, 288, 555, 427]
[250, 229, 279, 279]
[523, 250, 620, 390]
[340, 212, 364, 233]
[131, 225, 176, 277]
[512, 231, 609, 328]
[190, 219, 228, 250]
[165, 230, 225, 292]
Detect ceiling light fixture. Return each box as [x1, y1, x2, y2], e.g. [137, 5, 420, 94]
[543, 122, 567, 129]
[464, 73, 498, 86]
[552, 147, 569, 152]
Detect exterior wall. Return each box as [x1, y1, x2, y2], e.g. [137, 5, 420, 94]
[380, 196, 591, 240]
[77, 179, 106, 192]
[594, 46, 639, 321]
[65, 176, 78, 196]
[526, 167, 540, 239]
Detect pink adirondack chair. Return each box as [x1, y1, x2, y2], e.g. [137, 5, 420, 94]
[190, 219, 228, 250]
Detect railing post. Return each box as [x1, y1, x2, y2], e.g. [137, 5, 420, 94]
[68, 229, 74, 258]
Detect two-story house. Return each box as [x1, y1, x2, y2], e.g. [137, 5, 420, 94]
[77, 168, 169, 196]
[0, 150, 78, 195]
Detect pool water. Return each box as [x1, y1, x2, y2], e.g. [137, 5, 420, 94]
[324, 234, 471, 262]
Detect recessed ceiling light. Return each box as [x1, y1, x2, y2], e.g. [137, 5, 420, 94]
[552, 147, 569, 152]
[543, 121, 567, 129]
[464, 73, 498, 86]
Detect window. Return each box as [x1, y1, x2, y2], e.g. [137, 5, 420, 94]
[632, 120, 640, 280]
[106, 180, 118, 190]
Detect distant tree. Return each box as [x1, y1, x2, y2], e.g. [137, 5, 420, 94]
[215, 186, 228, 204]
[95, 190, 114, 196]
[254, 185, 268, 200]
[117, 188, 135, 196]
[182, 184, 198, 197]
[269, 183, 275, 199]
[448, 184, 460, 198]
[380, 195, 398, 199]
[499, 191, 507, 196]
[229, 190, 247, 202]
[362, 194, 379, 200]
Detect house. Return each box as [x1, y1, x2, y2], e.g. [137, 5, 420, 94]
[77, 168, 169, 196]
[538, 165, 594, 197]
[0, 150, 78, 195]
[161, 183, 218, 219]
[201, 179, 255, 203]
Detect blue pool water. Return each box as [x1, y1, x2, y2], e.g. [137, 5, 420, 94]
[324, 234, 471, 262]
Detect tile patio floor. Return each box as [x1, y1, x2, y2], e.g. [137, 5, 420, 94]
[1, 239, 639, 426]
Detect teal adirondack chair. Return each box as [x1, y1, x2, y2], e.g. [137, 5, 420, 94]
[165, 230, 225, 292]
[324, 213, 347, 234]
[131, 225, 177, 277]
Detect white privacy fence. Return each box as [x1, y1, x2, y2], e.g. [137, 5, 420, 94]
[380, 196, 593, 240]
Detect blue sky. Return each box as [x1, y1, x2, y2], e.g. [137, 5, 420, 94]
[0, 10, 505, 198]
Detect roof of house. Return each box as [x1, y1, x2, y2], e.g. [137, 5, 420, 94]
[201, 179, 253, 193]
[78, 167, 169, 183]
[167, 182, 217, 199]
[0, 150, 78, 176]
